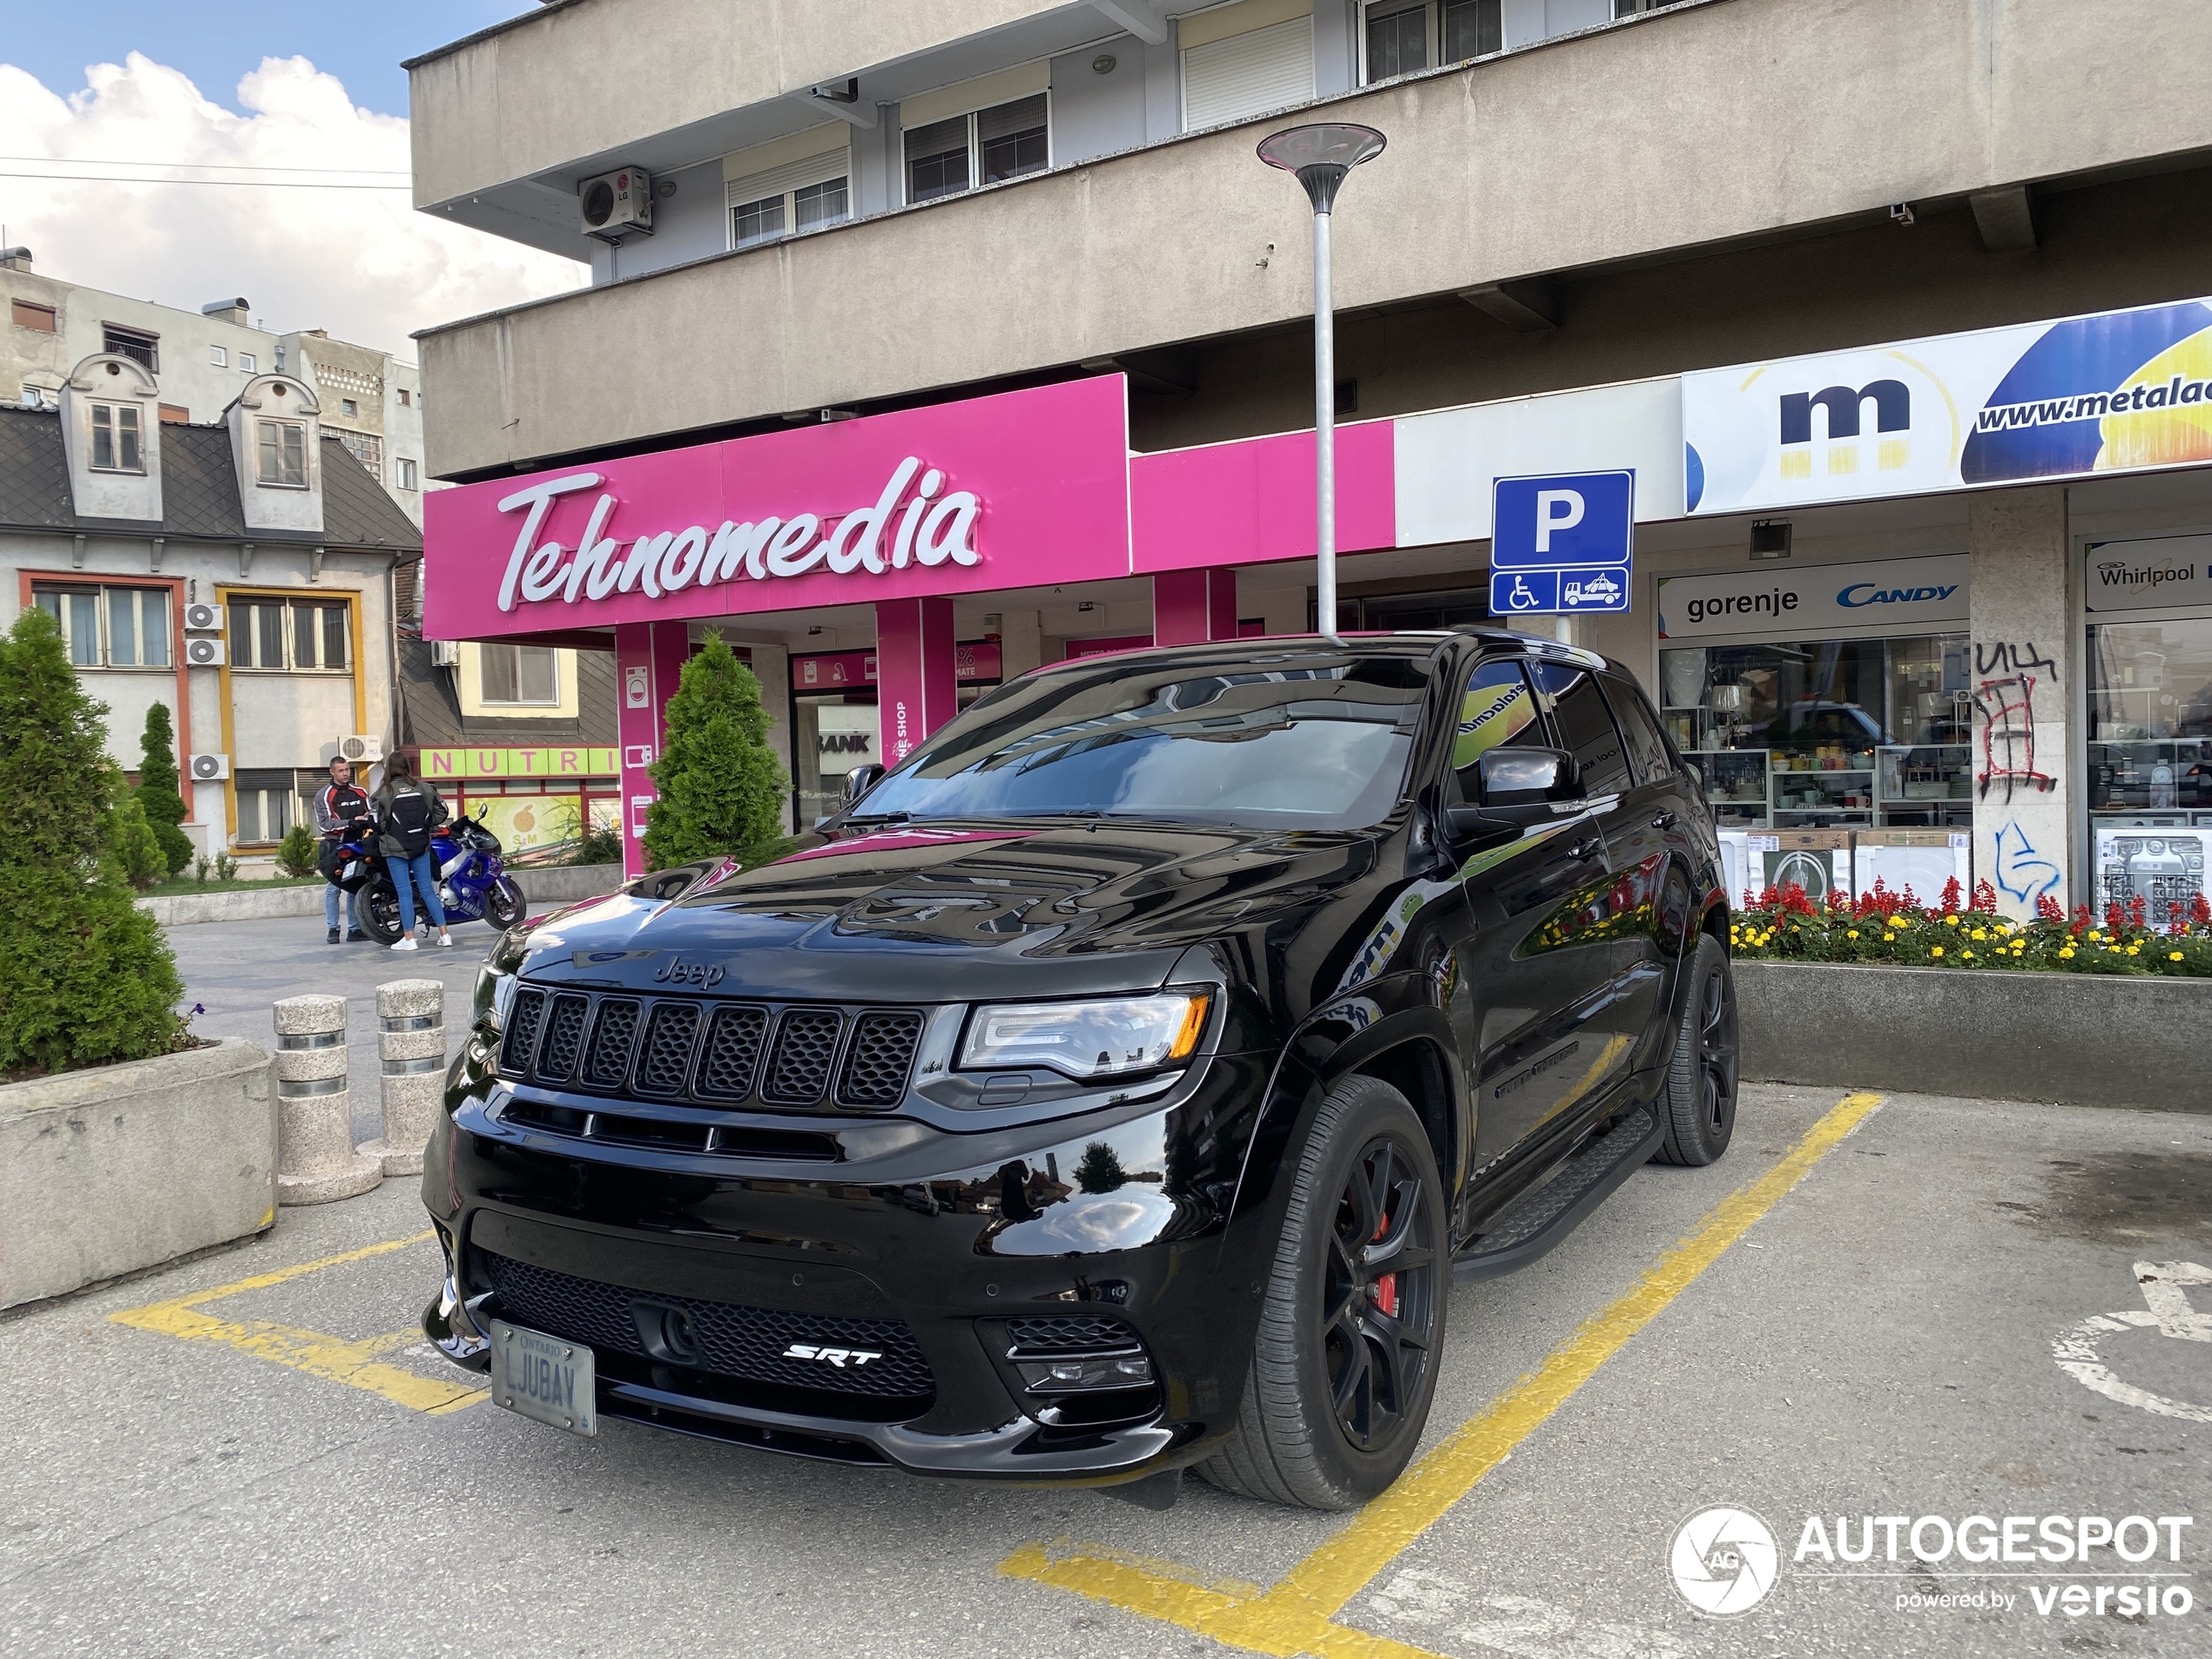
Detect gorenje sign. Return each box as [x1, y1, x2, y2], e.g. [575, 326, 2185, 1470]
[1683, 295, 2212, 516]
[1657, 553, 1968, 640]
[421, 377, 1131, 639]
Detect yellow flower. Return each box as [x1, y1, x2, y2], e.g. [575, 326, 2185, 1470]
[1931, 946, 1944, 958]
[1945, 915, 1960, 927]
[1962, 950, 1975, 960]
[2127, 945, 2140, 956]
[1846, 929, 1859, 940]
[1970, 927, 1987, 941]
[2059, 947, 2075, 959]
[1883, 933, 1896, 942]
[2171, 951, 2185, 962]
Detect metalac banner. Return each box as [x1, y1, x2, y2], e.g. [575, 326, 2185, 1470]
[1682, 295, 2212, 516]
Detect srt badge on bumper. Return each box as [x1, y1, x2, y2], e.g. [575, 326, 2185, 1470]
[784, 1343, 883, 1369]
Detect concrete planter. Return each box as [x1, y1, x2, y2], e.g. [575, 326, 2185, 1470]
[0, 1038, 278, 1311]
[1735, 960, 2211, 1113]
[137, 863, 626, 928]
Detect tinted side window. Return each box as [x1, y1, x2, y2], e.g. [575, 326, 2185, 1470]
[1600, 674, 1675, 788]
[1450, 658, 1542, 795]
[1531, 662, 1632, 796]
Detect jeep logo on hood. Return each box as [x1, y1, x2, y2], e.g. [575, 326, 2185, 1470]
[651, 954, 725, 988]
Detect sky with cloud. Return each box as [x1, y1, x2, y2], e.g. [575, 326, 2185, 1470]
[1, 15, 583, 364]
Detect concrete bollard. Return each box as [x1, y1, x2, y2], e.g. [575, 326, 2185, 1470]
[272, 994, 381, 1205]
[360, 979, 447, 1177]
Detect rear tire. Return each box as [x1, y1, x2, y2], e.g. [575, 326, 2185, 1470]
[361, 880, 405, 947]
[1198, 1075, 1447, 1509]
[1654, 934, 1737, 1167]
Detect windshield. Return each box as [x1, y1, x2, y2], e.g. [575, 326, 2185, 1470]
[853, 654, 1432, 830]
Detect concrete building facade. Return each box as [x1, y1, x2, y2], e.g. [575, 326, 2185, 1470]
[405, 0, 2212, 920]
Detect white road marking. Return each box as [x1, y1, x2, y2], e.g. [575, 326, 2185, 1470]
[2051, 1262, 2212, 1423]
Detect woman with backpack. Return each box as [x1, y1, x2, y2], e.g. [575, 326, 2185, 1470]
[373, 752, 452, 951]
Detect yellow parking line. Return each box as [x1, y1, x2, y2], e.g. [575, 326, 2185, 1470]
[108, 1228, 488, 1414]
[1002, 1090, 1888, 1652]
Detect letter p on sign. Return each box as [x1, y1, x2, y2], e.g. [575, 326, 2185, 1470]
[1535, 489, 1586, 552]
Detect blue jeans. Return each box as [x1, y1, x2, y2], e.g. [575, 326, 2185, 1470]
[385, 850, 448, 936]
[324, 874, 359, 932]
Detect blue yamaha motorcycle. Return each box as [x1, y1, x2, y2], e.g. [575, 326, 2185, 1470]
[351, 811, 528, 944]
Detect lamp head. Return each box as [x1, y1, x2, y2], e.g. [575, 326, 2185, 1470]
[1258, 123, 1386, 213]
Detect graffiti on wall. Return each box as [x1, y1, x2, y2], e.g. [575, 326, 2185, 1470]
[1990, 819, 2063, 905]
[1973, 641, 2060, 802]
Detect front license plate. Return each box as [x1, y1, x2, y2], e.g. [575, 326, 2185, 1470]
[489, 1318, 597, 1436]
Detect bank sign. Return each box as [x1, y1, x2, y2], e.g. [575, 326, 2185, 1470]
[1657, 553, 1968, 640]
[1683, 296, 2212, 516]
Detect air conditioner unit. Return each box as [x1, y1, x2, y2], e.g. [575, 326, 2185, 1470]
[429, 639, 462, 667]
[188, 752, 230, 782]
[185, 637, 225, 667]
[183, 603, 222, 633]
[579, 165, 654, 240]
[339, 734, 385, 764]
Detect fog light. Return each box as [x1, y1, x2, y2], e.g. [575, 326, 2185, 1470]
[1016, 1353, 1154, 1393]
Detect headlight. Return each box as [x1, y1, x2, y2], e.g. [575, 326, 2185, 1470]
[474, 967, 519, 1035]
[960, 994, 1210, 1082]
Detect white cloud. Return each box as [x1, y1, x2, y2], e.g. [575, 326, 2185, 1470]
[0, 52, 583, 362]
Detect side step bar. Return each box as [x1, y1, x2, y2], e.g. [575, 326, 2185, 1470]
[1453, 1104, 1666, 1281]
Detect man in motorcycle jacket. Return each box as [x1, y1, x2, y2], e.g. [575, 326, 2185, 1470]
[313, 755, 372, 944]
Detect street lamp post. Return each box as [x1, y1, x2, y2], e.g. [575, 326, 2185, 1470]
[1258, 123, 1386, 646]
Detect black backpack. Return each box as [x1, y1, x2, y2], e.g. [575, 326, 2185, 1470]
[384, 786, 435, 858]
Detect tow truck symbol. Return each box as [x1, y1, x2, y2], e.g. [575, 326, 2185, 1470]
[1562, 572, 1622, 607]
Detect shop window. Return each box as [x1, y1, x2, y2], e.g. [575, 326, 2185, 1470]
[102, 323, 158, 373]
[90, 401, 144, 472]
[1530, 662, 1632, 796]
[1360, 1, 1501, 84]
[256, 418, 307, 487]
[2087, 620, 2212, 819]
[10, 299, 57, 333]
[226, 597, 349, 671]
[234, 770, 293, 844]
[480, 643, 560, 705]
[903, 95, 1047, 205]
[32, 583, 171, 669]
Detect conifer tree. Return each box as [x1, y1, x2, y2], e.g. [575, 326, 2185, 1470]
[642, 632, 788, 869]
[0, 609, 187, 1075]
[137, 700, 195, 877]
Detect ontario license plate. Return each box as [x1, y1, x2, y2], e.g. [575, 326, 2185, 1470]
[489, 1318, 597, 1436]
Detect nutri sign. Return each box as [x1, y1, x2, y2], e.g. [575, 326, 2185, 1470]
[1683, 295, 2212, 516]
[422, 378, 1131, 639]
[1657, 552, 1968, 640]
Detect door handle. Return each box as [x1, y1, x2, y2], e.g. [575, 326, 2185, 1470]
[1568, 835, 1605, 862]
[1650, 811, 1678, 830]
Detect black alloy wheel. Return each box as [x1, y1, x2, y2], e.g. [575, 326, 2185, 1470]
[485, 880, 527, 931]
[1322, 1136, 1440, 1454]
[360, 880, 406, 947]
[1199, 1075, 1448, 1509]
[1656, 934, 1737, 1166]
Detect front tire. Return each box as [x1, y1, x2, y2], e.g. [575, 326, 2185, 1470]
[485, 879, 527, 931]
[1199, 1075, 1447, 1509]
[1654, 934, 1738, 1166]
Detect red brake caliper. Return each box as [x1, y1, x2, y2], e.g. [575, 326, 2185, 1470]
[1371, 1208, 1398, 1318]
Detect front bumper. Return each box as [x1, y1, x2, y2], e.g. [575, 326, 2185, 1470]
[422, 1035, 1278, 1486]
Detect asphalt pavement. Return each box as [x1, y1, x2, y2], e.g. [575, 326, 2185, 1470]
[3, 1054, 2205, 1656]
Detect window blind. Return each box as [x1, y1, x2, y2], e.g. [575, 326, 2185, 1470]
[725, 148, 850, 216]
[1182, 16, 1316, 130]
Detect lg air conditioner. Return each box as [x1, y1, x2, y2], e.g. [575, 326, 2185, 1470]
[339, 734, 385, 764]
[185, 637, 225, 667]
[429, 639, 462, 667]
[579, 166, 654, 240]
[188, 752, 230, 782]
[182, 603, 222, 633]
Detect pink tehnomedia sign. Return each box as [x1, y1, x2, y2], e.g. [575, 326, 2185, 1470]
[421, 377, 1133, 639]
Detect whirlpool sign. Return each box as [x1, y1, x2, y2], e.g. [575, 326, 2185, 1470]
[1658, 554, 1970, 640]
[1682, 295, 2212, 516]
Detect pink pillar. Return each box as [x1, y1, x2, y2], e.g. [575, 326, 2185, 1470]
[615, 619, 691, 880]
[874, 597, 958, 767]
[1151, 568, 1238, 645]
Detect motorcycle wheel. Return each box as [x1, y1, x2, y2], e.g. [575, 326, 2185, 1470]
[361, 879, 406, 946]
[485, 879, 528, 932]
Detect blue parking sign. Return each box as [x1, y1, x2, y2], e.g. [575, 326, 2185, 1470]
[1488, 469, 1634, 614]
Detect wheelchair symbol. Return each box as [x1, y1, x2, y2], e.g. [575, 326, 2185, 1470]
[1506, 573, 1541, 611]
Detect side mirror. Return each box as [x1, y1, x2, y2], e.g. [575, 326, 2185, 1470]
[844, 763, 887, 805]
[1476, 746, 1581, 808]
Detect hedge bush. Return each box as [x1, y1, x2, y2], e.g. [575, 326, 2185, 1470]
[137, 701, 196, 878]
[1730, 877, 2212, 977]
[0, 608, 190, 1076]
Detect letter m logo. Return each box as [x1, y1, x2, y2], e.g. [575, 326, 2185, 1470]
[1779, 380, 1911, 445]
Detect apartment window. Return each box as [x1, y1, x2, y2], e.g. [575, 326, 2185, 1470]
[32, 583, 171, 669]
[727, 146, 852, 248]
[226, 597, 349, 671]
[239, 351, 258, 373]
[396, 388, 411, 407]
[102, 324, 159, 373]
[10, 299, 57, 333]
[398, 457, 419, 490]
[257, 419, 307, 487]
[341, 398, 358, 418]
[903, 94, 1048, 205]
[90, 402, 144, 472]
[210, 345, 228, 368]
[1183, 17, 1316, 127]
[480, 643, 560, 705]
[334, 428, 382, 481]
[1360, 0, 1501, 83]
[234, 771, 293, 844]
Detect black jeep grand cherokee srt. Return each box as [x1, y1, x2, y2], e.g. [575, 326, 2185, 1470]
[424, 631, 1737, 1510]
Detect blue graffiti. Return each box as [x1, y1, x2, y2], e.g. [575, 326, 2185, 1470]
[1992, 820, 2062, 905]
